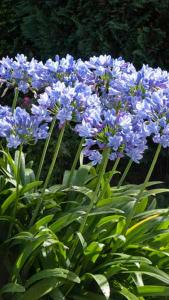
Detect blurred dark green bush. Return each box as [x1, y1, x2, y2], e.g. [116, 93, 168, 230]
[1, 0, 169, 69]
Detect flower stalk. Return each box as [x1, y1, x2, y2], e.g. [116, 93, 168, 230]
[117, 159, 133, 188]
[125, 144, 161, 232]
[12, 88, 19, 112]
[69, 147, 110, 261]
[108, 156, 121, 184]
[100, 156, 121, 199]
[36, 118, 56, 181]
[29, 125, 65, 226]
[67, 138, 84, 186]
[8, 144, 23, 237]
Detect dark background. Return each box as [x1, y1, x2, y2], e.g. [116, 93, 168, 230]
[1, 0, 169, 194]
[1, 0, 169, 68]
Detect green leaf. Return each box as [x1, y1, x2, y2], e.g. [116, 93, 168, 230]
[9, 231, 33, 242]
[97, 195, 134, 209]
[0, 175, 5, 191]
[97, 215, 124, 227]
[1, 182, 42, 214]
[137, 285, 169, 296]
[14, 234, 48, 274]
[123, 264, 169, 285]
[30, 215, 54, 233]
[0, 282, 25, 294]
[15, 150, 25, 185]
[1, 190, 17, 214]
[76, 232, 87, 249]
[134, 197, 148, 215]
[0, 215, 22, 229]
[84, 274, 110, 300]
[19, 278, 61, 300]
[84, 241, 104, 263]
[63, 165, 92, 186]
[24, 168, 35, 184]
[126, 214, 161, 243]
[50, 211, 85, 233]
[135, 208, 169, 219]
[146, 188, 169, 196]
[63, 170, 77, 185]
[50, 287, 65, 300]
[1, 150, 17, 179]
[26, 268, 80, 287]
[118, 285, 139, 300]
[96, 254, 151, 273]
[73, 292, 108, 300]
[20, 181, 42, 194]
[62, 185, 93, 200]
[89, 208, 123, 216]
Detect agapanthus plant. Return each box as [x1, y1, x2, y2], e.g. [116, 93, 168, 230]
[1, 53, 169, 300]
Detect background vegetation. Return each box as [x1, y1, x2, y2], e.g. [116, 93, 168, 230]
[1, 0, 169, 68]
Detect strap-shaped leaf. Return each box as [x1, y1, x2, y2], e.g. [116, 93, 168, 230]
[83, 273, 110, 300]
[50, 211, 85, 233]
[0, 282, 25, 295]
[30, 214, 54, 233]
[137, 285, 169, 296]
[26, 268, 80, 287]
[123, 264, 169, 285]
[19, 278, 61, 300]
[118, 285, 139, 300]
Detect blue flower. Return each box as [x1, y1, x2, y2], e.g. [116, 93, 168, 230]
[83, 149, 103, 165]
[108, 135, 123, 151]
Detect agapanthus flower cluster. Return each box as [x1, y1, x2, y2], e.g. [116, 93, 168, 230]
[1, 53, 169, 164]
[0, 105, 49, 148]
[0, 54, 77, 94]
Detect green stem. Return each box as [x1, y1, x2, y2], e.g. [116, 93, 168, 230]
[36, 118, 56, 181]
[125, 144, 161, 231]
[108, 156, 121, 184]
[69, 147, 110, 261]
[8, 145, 23, 237]
[12, 88, 19, 112]
[117, 159, 133, 188]
[67, 138, 84, 186]
[43, 125, 65, 191]
[100, 156, 121, 200]
[29, 125, 65, 227]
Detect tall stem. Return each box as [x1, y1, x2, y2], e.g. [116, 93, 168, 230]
[12, 88, 19, 112]
[117, 159, 133, 188]
[29, 125, 65, 226]
[125, 144, 161, 231]
[36, 118, 56, 181]
[67, 138, 84, 186]
[108, 156, 121, 184]
[69, 148, 110, 261]
[100, 156, 121, 199]
[8, 145, 23, 237]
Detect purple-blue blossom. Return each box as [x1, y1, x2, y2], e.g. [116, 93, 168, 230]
[1, 53, 169, 164]
[0, 106, 49, 148]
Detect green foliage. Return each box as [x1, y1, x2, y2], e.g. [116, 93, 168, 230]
[0, 149, 169, 299]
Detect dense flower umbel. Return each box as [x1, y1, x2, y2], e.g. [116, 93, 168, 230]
[0, 106, 49, 148]
[1, 54, 169, 164]
[74, 56, 147, 164]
